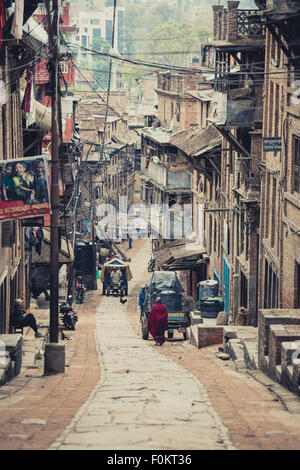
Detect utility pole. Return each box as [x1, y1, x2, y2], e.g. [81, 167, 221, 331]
[89, 172, 97, 290]
[44, 0, 65, 375]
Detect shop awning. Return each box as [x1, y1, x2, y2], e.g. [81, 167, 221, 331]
[20, 89, 52, 134]
[153, 240, 207, 271]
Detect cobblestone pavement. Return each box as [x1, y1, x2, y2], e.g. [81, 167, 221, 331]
[50, 240, 234, 450]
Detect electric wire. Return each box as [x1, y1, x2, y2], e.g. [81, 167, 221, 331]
[67, 42, 300, 76]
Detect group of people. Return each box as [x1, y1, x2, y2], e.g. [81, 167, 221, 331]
[0, 159, 48, 204]
[139, 286, 168, 346]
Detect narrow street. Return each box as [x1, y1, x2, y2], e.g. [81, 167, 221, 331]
[1, 239, 300, 451]
[50, 239, 233, 450]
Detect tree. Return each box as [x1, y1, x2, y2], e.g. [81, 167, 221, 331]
[91, 37, 111, 90]
[142, 21, 210, 67]
[120, 65, 148, 94]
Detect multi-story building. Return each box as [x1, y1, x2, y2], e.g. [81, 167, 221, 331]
[71, 5, 125, 60]
[199, 1, 265, 324]
[140, 69, 212, 297]
[74, 92, 140, 242]
[0, 0, 52, 333]
[33, 1, 77, 150]
[254, 0, 300, 311]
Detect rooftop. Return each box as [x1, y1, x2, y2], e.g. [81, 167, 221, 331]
[170, 124, 222, 157]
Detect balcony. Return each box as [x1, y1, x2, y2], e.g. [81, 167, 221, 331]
[142, 156, 191, 192]
[208, 89, 255, 128]
[237, 9, 265, 38]
[212, 1, 265, 43]
[266, 0, 300, 19]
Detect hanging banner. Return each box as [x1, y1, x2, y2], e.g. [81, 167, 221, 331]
[0, 156, 51, 222]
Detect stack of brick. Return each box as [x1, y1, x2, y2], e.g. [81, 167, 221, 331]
[189, 324, 223, 349]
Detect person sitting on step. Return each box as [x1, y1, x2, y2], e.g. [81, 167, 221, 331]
[11, 299, 43, 338]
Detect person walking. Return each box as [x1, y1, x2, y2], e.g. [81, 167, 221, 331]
[147, 296, 168, 346]
[138, 285, 146, 320]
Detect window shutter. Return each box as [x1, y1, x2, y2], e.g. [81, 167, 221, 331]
[1, 221, 15, 247]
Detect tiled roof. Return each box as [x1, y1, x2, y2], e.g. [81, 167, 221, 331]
[112, 129, 140, 146]
[170, 124, 222, 157]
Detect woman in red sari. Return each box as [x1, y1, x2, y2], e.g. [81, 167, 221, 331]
[147, 297, 168, 346]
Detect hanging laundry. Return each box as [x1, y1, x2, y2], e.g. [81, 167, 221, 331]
[0, 0, 5, 49]
[21, 70, 36, 129]
[58, 227, 61, 251]
[3, 0, 13, 8]
[4, 0, 13, 21]
[11, 0, 24, 40]
[34, 227, 43, 255]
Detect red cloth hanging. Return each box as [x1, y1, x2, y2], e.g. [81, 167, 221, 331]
[0, 0, 6, 49]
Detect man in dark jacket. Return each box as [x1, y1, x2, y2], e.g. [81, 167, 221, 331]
[138, 285, 146, 320]
[11, 299, 43, 337]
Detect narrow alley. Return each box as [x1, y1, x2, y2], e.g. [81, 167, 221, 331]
[50, 240, 233, 450]
[1, 240, 300, 452]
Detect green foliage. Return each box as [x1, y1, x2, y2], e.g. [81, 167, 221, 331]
[120, 65, 148, 94]
[142, 21, 210, 67]
[91, 37, 111, 90]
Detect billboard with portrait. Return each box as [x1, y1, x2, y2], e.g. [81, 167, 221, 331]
[0, 156, 50, 222]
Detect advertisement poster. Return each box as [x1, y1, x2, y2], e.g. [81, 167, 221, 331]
[0, 156, 51, 222]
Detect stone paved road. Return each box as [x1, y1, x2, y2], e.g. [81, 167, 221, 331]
[50, 241, 234, 450]
[2, 239, 300, 450]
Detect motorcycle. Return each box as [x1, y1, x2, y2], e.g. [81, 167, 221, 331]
[106, 281, 125, 297]
[148, 257, 155, 272]
[60, 296, 78, 330]
[75, 284, 86, 304]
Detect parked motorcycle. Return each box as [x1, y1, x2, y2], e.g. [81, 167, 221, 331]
[148, 257, 155, 272]
[75, 283, 86, 304]
[60, 296, 78, 330]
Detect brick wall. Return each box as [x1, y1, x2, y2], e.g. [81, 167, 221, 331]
[269, 324, 300, 377]
[197, 326, 223, 348]
[258, 309, 300, 368]
[212, 1, 239, 42]
[227, 1, 239, 42]
[157, 92, 200, 132]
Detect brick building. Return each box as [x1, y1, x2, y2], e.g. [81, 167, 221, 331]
[140, 69, 211, 298]
[33, 1, 77, 150]
[74, 92, 140, 242]
[254, 0, 300, 311]
[199, 1, 265, 324]
[0, 1, 51, 333]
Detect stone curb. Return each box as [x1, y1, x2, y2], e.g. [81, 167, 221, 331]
[248, 369, 300, 414]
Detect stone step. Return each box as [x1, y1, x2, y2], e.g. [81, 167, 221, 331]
[0, 355, 13, 385]
[269, 325, 300, 378]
